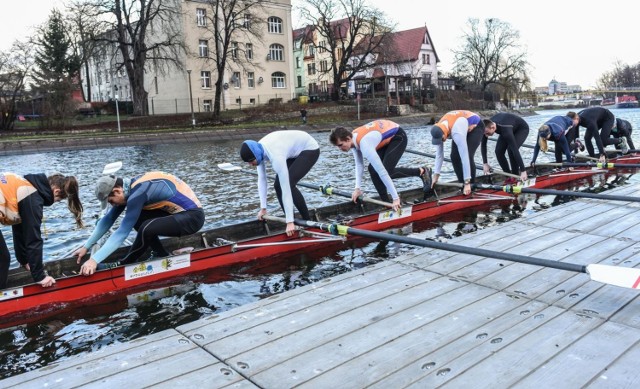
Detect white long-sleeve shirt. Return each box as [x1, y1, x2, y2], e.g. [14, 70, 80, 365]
[257, 130, 319, 222]
[353, 130, 398, 200]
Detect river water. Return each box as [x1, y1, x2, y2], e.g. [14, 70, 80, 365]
[1, 108, 639, 378]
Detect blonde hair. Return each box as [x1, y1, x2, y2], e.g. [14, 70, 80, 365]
[538, 137, 549, 153]
[48, 174, 84, 228]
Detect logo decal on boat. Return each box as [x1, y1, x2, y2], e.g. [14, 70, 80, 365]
[378, 206, 412, 223]
[0, 287, 23, 301]
[124, 254, 191, 281]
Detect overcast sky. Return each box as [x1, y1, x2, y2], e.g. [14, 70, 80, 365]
[2, 0, 637, 89]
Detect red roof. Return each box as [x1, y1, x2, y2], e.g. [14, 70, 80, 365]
[355, 26, 440, 65]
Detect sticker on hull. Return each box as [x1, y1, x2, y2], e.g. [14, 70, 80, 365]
[124, 254, 191, 281]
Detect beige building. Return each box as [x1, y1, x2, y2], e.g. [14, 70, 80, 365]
[148, 0, 295, 114]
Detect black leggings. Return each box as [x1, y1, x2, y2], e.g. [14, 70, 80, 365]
[368, 128, 421, 202]
[274, 148, 320, 220]
[496, 128, 529, 175]
[451, 125, 484, 183]
[120, 208, 205, 264]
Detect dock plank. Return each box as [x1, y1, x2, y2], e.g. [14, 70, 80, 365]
[586, 338, 640, 388]
[516, 321, 640, 387]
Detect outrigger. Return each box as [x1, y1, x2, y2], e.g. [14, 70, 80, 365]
[0, 154, 637, 321]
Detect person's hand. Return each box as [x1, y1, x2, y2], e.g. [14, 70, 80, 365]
[483, 163, 491, 175]
[529, 161, 535, 169]
[351, 188, 363, 203]
[598, 154, 606, 163]
[80, 258, 98, 276]
[392, 198, 401, 213]
[22, 263, 30, 271]
[37, 275, 56, 288]
[285, 222, 296, 237]
[520, 171, 528, 182]
[463, 183, 471, 195]
[431, 173, 440, 188]
[257, 208, 267, 220]
[74, 247, 88, 264]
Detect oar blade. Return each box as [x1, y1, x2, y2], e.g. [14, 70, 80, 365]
[586, 264, 640, 289]
[102, 161, 123, 175]
[217, 162, 242, 172]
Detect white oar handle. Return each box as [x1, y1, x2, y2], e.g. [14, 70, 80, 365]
[360, 196, 393, 208]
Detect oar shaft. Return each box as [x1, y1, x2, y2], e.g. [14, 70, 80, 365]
[537, 162, 640, 169]
[475, 183, 640, 203]
[265, 215, 586, 273]
[406, 148, 519, 178]
[236, 167, 392, 208]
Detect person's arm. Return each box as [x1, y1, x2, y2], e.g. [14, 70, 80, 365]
[90, 189, 147, 263]
[531, 141, 540, 164]
[257, 163, 268, 210]
[480, 135, 489, 164]
[82, 206, 122, 250]
[352, 148, 364, 190]
[16, 193, 46, 283]
[433, 143, 444, 175]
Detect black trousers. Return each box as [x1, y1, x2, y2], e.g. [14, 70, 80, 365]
[120, 208, 205, 264]
[274, 148, 320, 220]
[495, 128, 529, 175]
[368, 128, 421, 202]
[451, 125, 484, 183]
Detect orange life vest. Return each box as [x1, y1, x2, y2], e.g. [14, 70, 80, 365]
[0, 173, 38, 225]
[353, 120, 400, 150]
[434, 111, 481, 141]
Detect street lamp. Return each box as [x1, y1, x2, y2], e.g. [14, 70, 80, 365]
[114, 85, 121, 133]
[187, 69, 195, 128]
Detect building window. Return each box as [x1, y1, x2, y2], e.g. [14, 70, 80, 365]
[203, 100, 212, 112]
[243, 14, 251, 28]
[233, 71, 241, 88]
[246, 43, 253, 60]
[307, 63, 316, 75]
[297, 75, 302, 88]
[199, 40, 208, 57]
[296, 57, 300, 68]
[271, 72, 286, 88]
[318, 41, 325, 53]
[320, 80, 328, 93]
[423, 33, 429, 45]
[308, 44, 315, 56]
[268, 16, 282, 34]
[196, 9, 206, 26]
[201, 71, 211, 88]
[231, 42, 238, 59]
[250, 98, 255, 104]
[426, 53, 430, 64]
[320, 60, 328, 72]
[248, 72, 255, 88]
[269, 44, 284, 61]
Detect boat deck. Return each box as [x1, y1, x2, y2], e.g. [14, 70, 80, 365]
[3, 184, 640, 388]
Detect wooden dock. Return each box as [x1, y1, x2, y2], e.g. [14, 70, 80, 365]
[3, 184, 640, 388]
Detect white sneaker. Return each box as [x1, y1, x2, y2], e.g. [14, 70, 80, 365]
[619, 137, 629, 154]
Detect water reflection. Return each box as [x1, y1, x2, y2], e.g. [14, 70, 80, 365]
[0, 109, 639, 378]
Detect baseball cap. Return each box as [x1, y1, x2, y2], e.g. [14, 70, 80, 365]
[95, 175, 117, 209]
[431, 126, 444, 145]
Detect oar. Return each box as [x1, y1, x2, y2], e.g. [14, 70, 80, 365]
[466, 182, 640, 203]
[263, 215, 640, 290]
[535, 161, 640, 169]
[405, 148, 520, 179]
[217, 162, 393, 208]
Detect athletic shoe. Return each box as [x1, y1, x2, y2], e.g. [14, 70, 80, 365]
[421, 166, 432, 193]
[619, 137, 629, 154]
[575, 139, 585, 152]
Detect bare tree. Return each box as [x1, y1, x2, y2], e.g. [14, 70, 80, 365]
[0, 41, 34, 131]
[597, 60, 640, 89]
[298, 0, 394, 100]
[84, 0, 186, 116]
[200, 0, 266, 117]
[452, 18, 529, 93]
[66, 0, 109, 103]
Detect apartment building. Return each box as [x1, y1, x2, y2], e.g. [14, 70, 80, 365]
[82, 0, 295, 115]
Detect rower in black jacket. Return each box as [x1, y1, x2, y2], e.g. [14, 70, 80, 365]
[481, 113, 530, 182]
[612, 118, 635, 151]
[577, 107, 628, 161]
